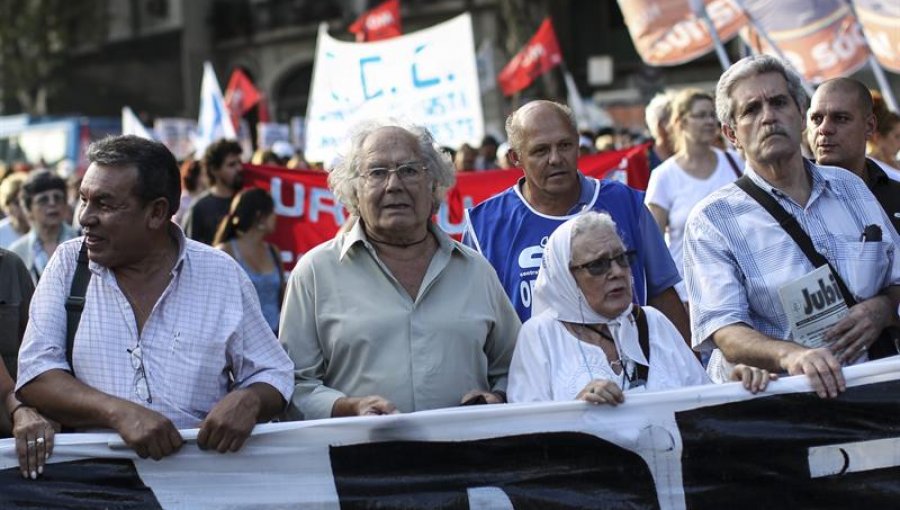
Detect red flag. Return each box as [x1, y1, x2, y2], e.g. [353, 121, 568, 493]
[348, 0, 402, 42]
[224, 69, 261, 127]
[497, 18, 563, 96]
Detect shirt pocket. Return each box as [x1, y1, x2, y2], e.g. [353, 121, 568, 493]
[831, 240, 892, 301]
[162, 331, 229, 416]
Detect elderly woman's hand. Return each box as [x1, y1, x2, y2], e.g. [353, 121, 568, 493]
[576, 379, 625, 406]
[730, 364, 778, 394]
[12, 405, 59, 480]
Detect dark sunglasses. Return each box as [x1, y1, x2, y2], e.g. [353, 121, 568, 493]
[570, 250, 636, 277]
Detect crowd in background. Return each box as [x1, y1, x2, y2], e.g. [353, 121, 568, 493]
[0, 55, 898, 481]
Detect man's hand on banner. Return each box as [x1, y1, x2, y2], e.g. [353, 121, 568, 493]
[781, 347, 845, 399]
[460, 389, 505, 406]
[197, 388, 262, 453]
[111, 402, 184, 460]
[729, 364, 777, 394]
[332, 395, 399, 417]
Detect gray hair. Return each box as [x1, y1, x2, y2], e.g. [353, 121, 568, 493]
[327, 119, 456, 216]
[506, 100, 577, 153]
[715, 55, 808, 129]
[645, 91, 674, 141]
[570, 211, 620, 256]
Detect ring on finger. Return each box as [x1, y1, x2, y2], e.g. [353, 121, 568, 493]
[26, 440, 36, 448]
[36, 437, 45, 445]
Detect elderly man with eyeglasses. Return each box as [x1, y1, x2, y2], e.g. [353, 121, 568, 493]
[15, 136, 293, 462]
[279, 120, 520, 419]
[9, 171, 78, 282]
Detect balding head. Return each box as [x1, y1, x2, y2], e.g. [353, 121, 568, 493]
[815, 78, 873, 117]
[807, 78, 876, 176]
[506, 100, 576, 153]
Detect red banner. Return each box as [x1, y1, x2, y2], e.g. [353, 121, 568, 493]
[498, 18, 563, 96]
[617, 0, 748, 66]
[740, 0, 869, 83]
[853, 0, 900, 73]
[243, 144, 651, 268]
[348, 0, 402, 42]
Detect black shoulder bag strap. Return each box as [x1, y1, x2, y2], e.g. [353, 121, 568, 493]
[724, 151, 742, 178]
[733, 175, 857, 306]
[631, 306, 650, 382]
[65, 240, 92, 373]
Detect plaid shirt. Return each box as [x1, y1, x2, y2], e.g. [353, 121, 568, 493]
[684, 160, 900, 382]
[16, 227, 293, 429]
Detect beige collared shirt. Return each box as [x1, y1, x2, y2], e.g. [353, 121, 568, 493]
[280, 221, 520, 420]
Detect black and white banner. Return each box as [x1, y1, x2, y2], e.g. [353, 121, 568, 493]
[2, 357, 899, 509]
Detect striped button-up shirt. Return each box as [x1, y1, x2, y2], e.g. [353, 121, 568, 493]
[683, 161, 899, 382]
[16, 227, 294, 429]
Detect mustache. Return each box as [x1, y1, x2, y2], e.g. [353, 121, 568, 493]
[762, 127, 788, 139]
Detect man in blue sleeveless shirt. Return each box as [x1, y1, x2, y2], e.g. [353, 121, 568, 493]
[463, 100, 689, 341]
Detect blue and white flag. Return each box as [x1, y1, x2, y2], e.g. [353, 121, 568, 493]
[194, 62, 237, 157]
[121, 106, 155, 140]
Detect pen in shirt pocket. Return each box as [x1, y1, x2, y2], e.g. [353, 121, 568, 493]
[860, 224, 882, 243]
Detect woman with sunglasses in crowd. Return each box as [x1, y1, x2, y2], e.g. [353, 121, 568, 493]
[507, 212, 773, 405]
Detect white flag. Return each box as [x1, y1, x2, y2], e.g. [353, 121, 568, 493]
[194, 62, 237, 157]
[121, 106, 155, 140]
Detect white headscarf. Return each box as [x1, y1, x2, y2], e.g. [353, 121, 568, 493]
[531, 214, 648, 366]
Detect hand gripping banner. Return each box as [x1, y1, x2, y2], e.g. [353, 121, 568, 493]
[2, 357, 899, 508]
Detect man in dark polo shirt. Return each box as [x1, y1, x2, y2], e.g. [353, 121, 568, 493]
[182, 139, 243, 244]
[807, 77, 900, 233]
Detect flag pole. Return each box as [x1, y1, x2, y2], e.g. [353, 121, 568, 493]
[731, 0, 816, 97]
[688, 0, 731, 71]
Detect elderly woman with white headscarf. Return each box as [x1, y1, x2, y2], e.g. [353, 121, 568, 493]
[508, 211, 772, 404]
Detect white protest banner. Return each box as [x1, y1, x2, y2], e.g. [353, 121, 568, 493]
[305, 13, 484, 163]
[3, 358, 899, 508]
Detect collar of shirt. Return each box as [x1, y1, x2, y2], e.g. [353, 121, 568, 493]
[514, 171, 595, 215]
[744, 158, 839, 207]
[339, 219, 461, 261]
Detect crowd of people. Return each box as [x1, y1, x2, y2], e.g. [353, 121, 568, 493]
[0, 55, 897, 482]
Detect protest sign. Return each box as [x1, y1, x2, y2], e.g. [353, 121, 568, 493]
[305, 13, 484, 164]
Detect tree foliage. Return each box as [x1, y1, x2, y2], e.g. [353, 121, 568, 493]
[0, 0, 103, 114]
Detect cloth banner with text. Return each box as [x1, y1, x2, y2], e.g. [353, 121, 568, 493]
[616, 0, 748, 66]
[2, 358, 899, 509]
[242, 144, 651, 268]
[740, 0, 869, 83]
[305, 13, 483, 164]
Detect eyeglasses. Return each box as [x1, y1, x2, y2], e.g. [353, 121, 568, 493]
[570, 250, 636, 277]
[33, 191, 66, 207]
[687, 112, 718, 121]
[361, 162, 427, 186]
[127, 344, 152, 403]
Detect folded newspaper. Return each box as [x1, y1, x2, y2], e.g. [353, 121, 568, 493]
[778, 265, 849, 348]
